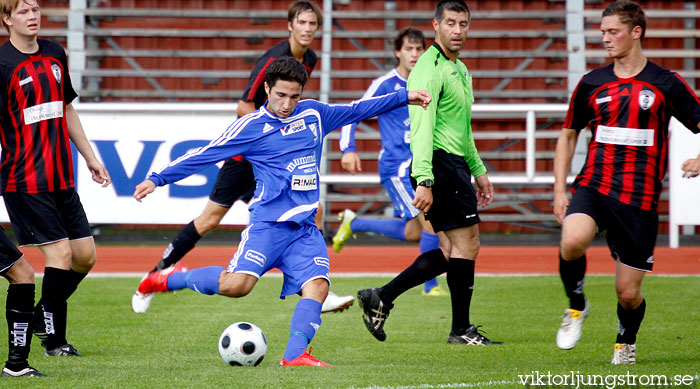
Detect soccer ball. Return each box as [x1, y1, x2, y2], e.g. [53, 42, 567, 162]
[218, 322, 267, 366]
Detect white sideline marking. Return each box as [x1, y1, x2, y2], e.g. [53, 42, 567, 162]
[351, 380, 515, 389]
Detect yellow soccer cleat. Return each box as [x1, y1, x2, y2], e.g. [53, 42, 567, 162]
[422, 285, 450, 296]
[332, 209, 356, 253]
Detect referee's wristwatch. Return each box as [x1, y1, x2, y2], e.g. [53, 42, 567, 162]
[418, 179, 434, 188]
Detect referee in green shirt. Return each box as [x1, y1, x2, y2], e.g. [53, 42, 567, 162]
[357, 0, 500, 345]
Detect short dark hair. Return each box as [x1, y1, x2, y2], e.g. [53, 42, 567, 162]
[288, 0, 322, 26]
[602, 0, 646, 40]
[435, 0, 470, 23]
[264, 57, 309, 89]
[394, 27, 426, 52]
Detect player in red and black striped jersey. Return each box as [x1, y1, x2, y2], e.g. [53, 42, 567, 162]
[132, 0, 354, 316]
[0, 0, 111, 370]
[552, 1, 700, 364]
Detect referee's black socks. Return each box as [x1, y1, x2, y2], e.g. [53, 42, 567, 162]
[559, 254, 587, 311]
[446, 258, 475, 334]
[5, 283, 34, 370]
[378, 249, 447, 306]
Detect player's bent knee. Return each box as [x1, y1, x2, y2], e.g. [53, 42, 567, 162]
[3, 260, 35, 284]
[218, 273, 256, 297]
[616, 288, 642, 308]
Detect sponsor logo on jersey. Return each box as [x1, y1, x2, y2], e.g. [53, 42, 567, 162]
[638, 90, 655, 111]
[23, 101, 63, 125]
[286, 155, 316, 172]
[308, 122, 318, 140]
[18, 76, 33, 87]
[291, 174, 317, 191]
[313, 257, 330, 268]
[262, 123, 275, 133]
[595, 96, 612, 105]
[244, 250, 266, 267]
[281, 119, 306, 136]
[51, 64, 61, 83]
[595, 125, 654, 147]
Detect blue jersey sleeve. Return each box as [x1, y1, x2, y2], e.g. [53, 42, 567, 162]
[319, 88, 409, 138]
[148, 118, 255, 186]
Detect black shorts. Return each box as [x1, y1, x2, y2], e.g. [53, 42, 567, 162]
[565, 186, 658, 272]
[0, 225, 23, 275]
[413, 149, 481, 232]
[2, 188, 92, 246]
[208, 158, 256, 207]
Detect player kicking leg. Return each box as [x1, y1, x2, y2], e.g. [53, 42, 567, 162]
[136, 222, 333, 366]
[132, 160, 353, 314]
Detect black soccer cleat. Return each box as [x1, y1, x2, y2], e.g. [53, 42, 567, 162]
[1, 365, 47, 377]
[448, 324, 503, 345]
[357, 288, 392, 342]
[45, 344, 82, 357]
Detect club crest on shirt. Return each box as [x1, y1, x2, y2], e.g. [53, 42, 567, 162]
[281, 119, 306, 136]
[309, 122, 318, 140]
[51, 64, 61, 84]
[638, 90, 655, 111]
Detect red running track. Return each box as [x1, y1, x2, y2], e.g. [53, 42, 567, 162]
[18, 245, 700, 275]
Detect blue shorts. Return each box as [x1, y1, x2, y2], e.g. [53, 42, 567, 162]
[382, 175, 420, 222]
[227, 221, 330, 298]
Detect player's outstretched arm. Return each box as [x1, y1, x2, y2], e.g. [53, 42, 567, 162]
[133, 179, 157, 202]
[407, 90, 431, 109]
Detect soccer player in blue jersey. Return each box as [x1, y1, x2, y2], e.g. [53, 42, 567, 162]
[132, 57, 431, 366]
[332, 27, 446, 296]
[130, 0, 354, 315]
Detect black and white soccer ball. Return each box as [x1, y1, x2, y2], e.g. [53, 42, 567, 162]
[218, 322, 267, 366]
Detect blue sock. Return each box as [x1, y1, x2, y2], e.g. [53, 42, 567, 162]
[283, 298, 322, 361]
[166, 266, 223, 295]
[350, 218, 407, 241]
[420, 231, 441, 292]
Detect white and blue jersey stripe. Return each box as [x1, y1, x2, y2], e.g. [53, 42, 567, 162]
[148, 88, 410, 226]
[339, 68, 412, 180]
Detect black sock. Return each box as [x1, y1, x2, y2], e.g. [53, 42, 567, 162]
[378, 249, 447, 305]
[35, 267, 69, 350]
[152, 221, 202, 272]
[5, 284, 34, 370]
[559, 254, 586, 311]
[616, 299, 646, 344]
[64, 269, 87, 300]
[446, 258, 475, 334]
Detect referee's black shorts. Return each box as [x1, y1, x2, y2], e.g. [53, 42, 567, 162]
[565, 185, 658, 272]
[413, 149, 481, 233]
[208, 158, 256, 207]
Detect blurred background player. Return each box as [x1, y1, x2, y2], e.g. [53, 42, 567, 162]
[357, 0, 500, 345]
[132, 57, 432, 366]
[553, 0, 700, 364]
[130, 0, 354, 315]
[0, 230, 44, 377]
[332, 27, 446, 296]
[0, 0, 111, 358]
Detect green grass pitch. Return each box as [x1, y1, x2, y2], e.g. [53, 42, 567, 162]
[0, 275, 698, 388]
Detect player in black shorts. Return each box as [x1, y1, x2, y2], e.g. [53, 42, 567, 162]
[553, 0, 700, 364]
[131, 0, 354, 314]
[0, 0, 111, 362]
